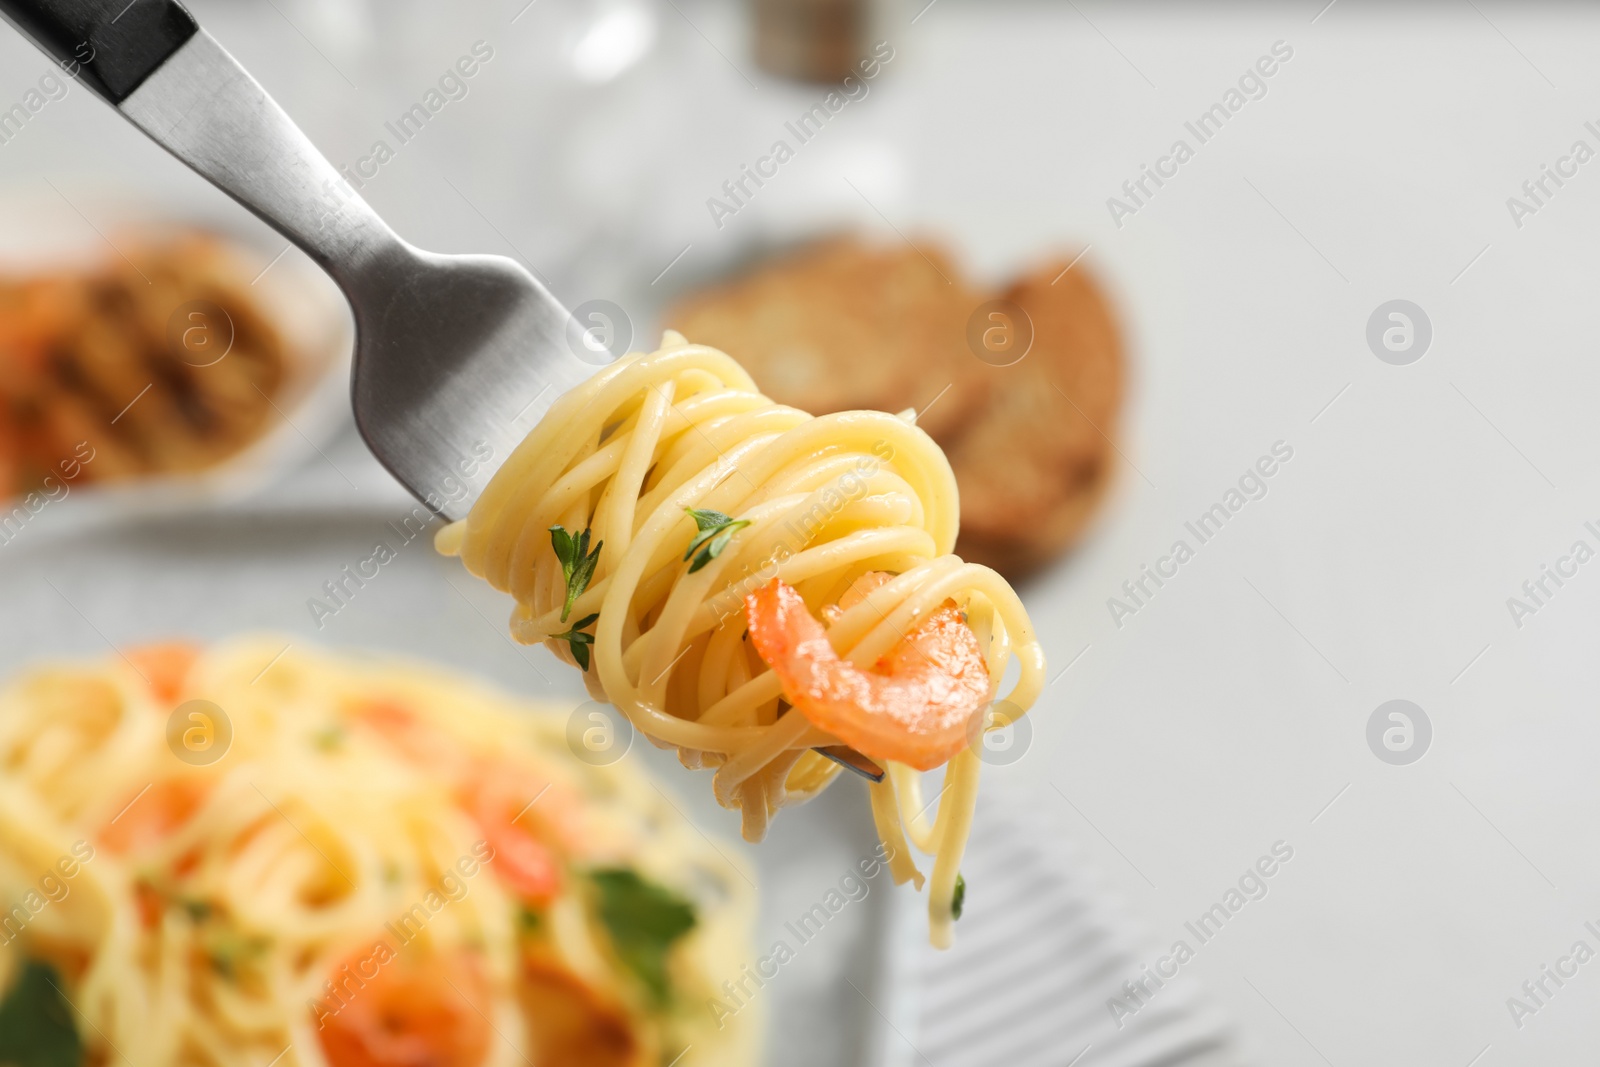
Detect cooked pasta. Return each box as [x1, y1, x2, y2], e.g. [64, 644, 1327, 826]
[0, 639, 756, 1067]
[438, 332, 1045, 947]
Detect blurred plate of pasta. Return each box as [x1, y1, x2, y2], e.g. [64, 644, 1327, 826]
[0, 187, 352, 541]
[0, 500, 921, 1067]
[0, 637, 764, 1067]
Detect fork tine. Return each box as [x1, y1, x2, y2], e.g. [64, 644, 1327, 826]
[814, 745, 885, 782]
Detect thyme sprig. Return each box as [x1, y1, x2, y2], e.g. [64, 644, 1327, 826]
[682, 507, 751, 573]
[549, 524, 603, 622]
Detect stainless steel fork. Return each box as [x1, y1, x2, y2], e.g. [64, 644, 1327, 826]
[0, 0, 885, 781]
[0, 0, 592, 512]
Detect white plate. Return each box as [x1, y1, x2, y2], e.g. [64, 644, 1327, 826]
[0, 186, 353, 534]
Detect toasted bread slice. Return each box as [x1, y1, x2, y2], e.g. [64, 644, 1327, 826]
[665, 236, 987, 441]
[945, 258, 1123, 576]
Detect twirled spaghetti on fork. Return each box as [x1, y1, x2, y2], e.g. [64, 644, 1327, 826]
[439, 332, 1045, 946]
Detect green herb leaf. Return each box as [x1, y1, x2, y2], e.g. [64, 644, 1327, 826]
[552, 613, 600, 672]
[0, 959, 84, 1067]
[590, 868, 697, 1005]
[207, 930, 271, 979]
[550, 525, 575, 569]
[518, 905, 545, 936]
[682, 508, 751, 574]
[686, 507, 734, 533]
[181, 897, 214, 923]
[951, 872, 967, 921]
[312, 725, 345, 752]
[549, 525, 604, 623]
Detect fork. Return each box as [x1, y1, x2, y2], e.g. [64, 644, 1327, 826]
[0, 0, 885, 782]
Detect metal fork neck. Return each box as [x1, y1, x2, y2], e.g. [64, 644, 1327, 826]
[120, 31, 405, 295]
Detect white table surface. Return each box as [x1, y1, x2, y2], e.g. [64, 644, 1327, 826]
[4, 2, 1599, 1064]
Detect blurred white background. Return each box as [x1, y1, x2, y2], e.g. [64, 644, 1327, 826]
[4, 2, 1600, 1064]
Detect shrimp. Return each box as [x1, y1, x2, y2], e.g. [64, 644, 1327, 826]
[744, 575, 990, 771]
[125, 642, 199, 704]
[518, 954, 649, 1067]
[317, 948, 492, 1067]
[460, 765, 564, 906]
[354, 702, 571, 904]
[100, 778, 208, 855]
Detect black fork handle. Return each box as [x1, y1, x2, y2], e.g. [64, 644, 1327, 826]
[0, 0, 404, 290]
[0, 0, 196, 103]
